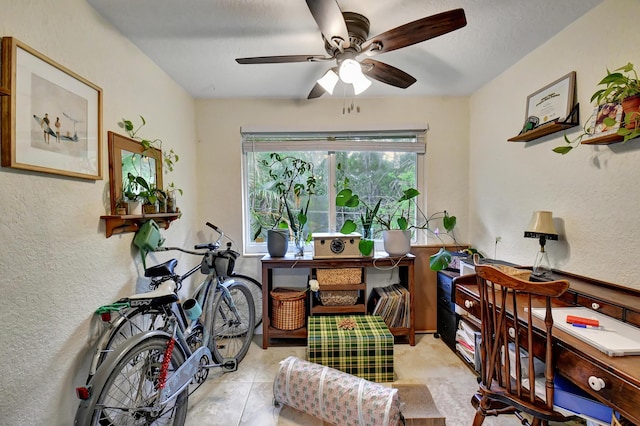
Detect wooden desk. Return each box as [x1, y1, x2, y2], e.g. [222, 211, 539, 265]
[454, 271, 640, 424]
[261, 253, 415, 349]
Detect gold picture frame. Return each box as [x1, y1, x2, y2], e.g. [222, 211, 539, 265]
[524, 71, 576, 127]
[108, 131, 163, 215]
[1, 37, 102, 180]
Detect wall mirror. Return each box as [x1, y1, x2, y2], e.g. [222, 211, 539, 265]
[108, 131, 162, 215]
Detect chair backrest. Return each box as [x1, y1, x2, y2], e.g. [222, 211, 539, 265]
[474, 263, 570, 423]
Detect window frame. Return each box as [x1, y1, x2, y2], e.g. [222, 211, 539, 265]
[241, 129, 427, 256]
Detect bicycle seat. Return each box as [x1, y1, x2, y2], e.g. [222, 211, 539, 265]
[127, 280, 178, 306]
[145, 259, 178, 278]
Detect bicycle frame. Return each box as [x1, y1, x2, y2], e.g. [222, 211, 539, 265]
[76, 222, 255, 425]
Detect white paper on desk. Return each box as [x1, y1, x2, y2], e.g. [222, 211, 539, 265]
[531, 307, 640, 357]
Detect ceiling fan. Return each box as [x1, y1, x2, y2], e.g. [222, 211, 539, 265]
[235, 0, 467, 99]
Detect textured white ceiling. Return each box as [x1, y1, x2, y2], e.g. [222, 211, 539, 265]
[87, 0, 602, 99]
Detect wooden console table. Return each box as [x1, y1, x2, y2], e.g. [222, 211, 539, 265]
[455, 269, 640, 424]
[260, 253, 415, 349]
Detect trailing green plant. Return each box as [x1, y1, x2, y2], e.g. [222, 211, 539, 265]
[591, 62, 640, 105]
[118, 116, 179, 172]
[591, 62, 640, 143]
[555, 62, 640, 154]
[336, 185, 458, 270]
[553, 110, 597, 155]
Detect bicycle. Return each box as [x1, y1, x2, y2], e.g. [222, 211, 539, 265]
[83, 223, 262, 382]
[75, 223, 256, 425]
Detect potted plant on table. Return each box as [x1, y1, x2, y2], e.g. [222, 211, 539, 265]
[336, 186, 459, 270]
[258, 153, 318, 257]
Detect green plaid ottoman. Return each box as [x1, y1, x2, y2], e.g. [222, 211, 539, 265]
[307, 315, 394, 382]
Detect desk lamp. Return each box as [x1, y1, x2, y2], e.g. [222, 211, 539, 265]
[524, 211, 558, 276]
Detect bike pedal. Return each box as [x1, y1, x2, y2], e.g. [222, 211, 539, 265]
[222, 358, 237, 372]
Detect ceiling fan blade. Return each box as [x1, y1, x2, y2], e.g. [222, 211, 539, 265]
[236, 55, 331, 64]
[305, 0, 350, 48]
[362, 8, 466, 55]
[307, 83, 326, 99]
[360, 59, 416, 89]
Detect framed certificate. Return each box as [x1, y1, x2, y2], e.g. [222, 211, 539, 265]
[525, 71, 576, 127]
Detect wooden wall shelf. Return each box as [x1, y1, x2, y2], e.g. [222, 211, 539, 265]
[508, 104, 579, 142]
[581, 133, 624, 145]
[100, 213, 180, 238]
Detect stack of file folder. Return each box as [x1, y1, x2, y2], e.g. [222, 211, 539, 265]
[455, 320, 481, 372]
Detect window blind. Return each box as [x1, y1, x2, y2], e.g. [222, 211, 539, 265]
[241, 129, 427, 154]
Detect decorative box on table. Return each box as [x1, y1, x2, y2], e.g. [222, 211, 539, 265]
[307, 315, 394, 382]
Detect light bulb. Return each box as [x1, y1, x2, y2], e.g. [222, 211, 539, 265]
[339, 59, 361, 84]
[352, 75, 372, 95]
[317, 69, 339, 95]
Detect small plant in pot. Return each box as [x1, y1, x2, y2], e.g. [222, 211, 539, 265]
[554, 62, 640, 154]
[165, 182, 183, 213]
[137, 178, 165, 214]
[336, 186, 458, 270]
[591, 62, 640, 142]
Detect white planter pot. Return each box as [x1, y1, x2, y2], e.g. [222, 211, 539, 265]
[382, 230, 411, 257]
[127, 201, 142, 215]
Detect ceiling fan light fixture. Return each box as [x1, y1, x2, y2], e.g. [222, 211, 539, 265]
[338, 58, 361, 84]
[338, 58, 371, 95]
[317, 69, 339, 94]
[352, 74, 372, 95]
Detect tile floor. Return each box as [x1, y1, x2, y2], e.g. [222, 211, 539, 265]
[184, 333, 585, 425]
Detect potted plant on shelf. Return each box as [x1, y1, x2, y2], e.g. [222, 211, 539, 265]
[591, 62, 640, 142]
[135, 177, 165, 214]
[554, 62, 640, 154]
[259, 153, 318, 257]
[165, 182, 182, 213]
[336, 186, 459, 270]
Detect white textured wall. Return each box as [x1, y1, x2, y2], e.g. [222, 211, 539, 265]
[194, 96, 470, 278]
[0, 1, 198, 424]
[469, 0, 640, 288]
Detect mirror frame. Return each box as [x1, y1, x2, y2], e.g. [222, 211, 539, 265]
[108, 131, 162, 215]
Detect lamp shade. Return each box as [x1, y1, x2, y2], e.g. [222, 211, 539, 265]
[524, 211, 558, 240]
[317, 69, 339, 95]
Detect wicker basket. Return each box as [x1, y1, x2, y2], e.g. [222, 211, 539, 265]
[316, 268, 361, 285]
[271, 287, 306, 330]
[319, 290, 359, 306]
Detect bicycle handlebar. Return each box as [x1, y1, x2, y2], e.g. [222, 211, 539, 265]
[154, 222, 227, 255]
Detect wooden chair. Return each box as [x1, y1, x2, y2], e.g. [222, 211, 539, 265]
[471, 262, 576, 426]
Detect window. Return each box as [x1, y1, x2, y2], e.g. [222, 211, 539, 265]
[241, 129, 426, 254]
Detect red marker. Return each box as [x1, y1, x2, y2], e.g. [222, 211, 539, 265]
[566, 315, 599, 327]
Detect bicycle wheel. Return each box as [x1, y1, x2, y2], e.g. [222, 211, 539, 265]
[229, 273, 263, 328]
[208, 281, 255, 364]
[90, 308, 168, 380]
[87, 336, 188, 426]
